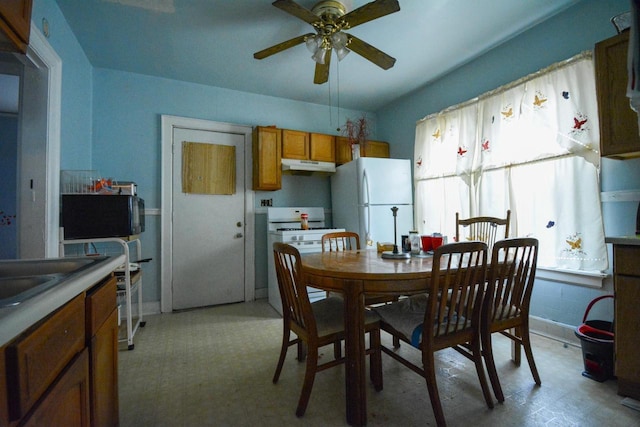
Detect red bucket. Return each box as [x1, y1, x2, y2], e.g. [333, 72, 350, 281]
[574, 295, 614, 382]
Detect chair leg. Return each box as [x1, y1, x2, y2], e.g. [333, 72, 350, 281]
[521, 327, 541, 386]
[297, 340, 307, 362]
[423, 351, 446, 427]
[273, 323, 292, 383]
[471, 337, 494, 409]
[296, 344, 318, 417]
[334, 340, 342, 359]
[369, 329, 383, 391]
[483, 333, 504, 402]
[393, 336, 400, 348]
[512, 327, 522, 366]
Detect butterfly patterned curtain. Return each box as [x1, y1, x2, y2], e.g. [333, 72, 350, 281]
[414, 52, 608, 272]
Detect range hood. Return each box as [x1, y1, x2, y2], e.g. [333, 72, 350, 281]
[282, 158, 336, 174]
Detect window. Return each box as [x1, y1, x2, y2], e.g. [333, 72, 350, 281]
[414, 53, 608, 273]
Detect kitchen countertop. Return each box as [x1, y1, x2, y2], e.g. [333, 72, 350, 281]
[0, 254, 126, 347]
[605, 236, 640, 246]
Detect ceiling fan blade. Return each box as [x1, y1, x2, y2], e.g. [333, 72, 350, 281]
[272, 0, 320, 25]
[341, 0, 400, 29]
[347, 34, 396, 70]
[254, 33, 314, 60]
[314, 50, 332, 84]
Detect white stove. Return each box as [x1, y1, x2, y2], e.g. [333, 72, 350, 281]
[267, 207, 345, 315]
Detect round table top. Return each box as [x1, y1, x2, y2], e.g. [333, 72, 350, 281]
[301, 249, 436, 282]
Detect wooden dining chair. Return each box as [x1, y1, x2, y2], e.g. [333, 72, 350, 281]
[321, 231, 360, 252]
[482, 237, 540, 402]
[271, 242, 383, 417]
[373, 241, 493, 427]
[321, 231, 398, 302]
[455, 210, 511, 254]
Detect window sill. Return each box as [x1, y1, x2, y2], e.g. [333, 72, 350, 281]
[536, 267, 608, 288]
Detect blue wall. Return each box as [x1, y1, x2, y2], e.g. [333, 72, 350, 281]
[0, 115, 18, 259]
[33, 0, 93, 169]
[34, 0, 639, 328]
[377, 0, 638, 327]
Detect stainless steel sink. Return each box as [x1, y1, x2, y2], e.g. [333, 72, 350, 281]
[0, 275, 62, 307]
[0, 257, 105, 278]
[0, 256, 110, 307]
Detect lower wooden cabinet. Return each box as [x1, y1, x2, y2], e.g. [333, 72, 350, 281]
[613, 245, 640, 400]
[2, 274, 119, 426]
[21, 349, 90, 427]
[87, 276, 119, 427]
[6, 294, 86, 420]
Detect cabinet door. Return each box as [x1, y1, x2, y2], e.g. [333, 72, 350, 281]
[252, 127, 281, 191]
[282, 129, 309, 159]
[309, 133, 335, 162]
[21, 349, 90, 427]
[0, 347, 7, 427]
[7, 294, 85, 420]
[363, 140, 390, 158]
[90, 309, 119, 427]
[0, 0, 32, 53]
[615, 274, 640, 399]
[335, 136, 353, 165]
[595, 31, 640, 159]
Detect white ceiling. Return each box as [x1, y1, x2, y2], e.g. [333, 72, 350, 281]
[43, 1, 580, 112]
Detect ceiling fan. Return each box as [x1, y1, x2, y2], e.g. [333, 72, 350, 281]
[254, 0, 400, 84]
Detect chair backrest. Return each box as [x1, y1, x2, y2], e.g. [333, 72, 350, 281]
[487, 237, 538, 325]
[423, 241, 488, 347]
[455, 210, 511, 253]
[272, 242, 316, 335]
[321, 231, 360, 252]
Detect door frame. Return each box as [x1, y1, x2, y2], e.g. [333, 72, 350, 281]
[15, 23, 62, 258]
[160, 115, 255, 313]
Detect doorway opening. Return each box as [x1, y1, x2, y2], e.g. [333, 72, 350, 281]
[0, 24, 62, 259]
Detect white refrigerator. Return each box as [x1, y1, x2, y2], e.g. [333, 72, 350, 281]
[331, 158, 414, 248]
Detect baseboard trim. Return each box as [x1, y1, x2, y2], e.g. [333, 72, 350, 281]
[529, 315, 580, 347]
[255, 287, 268, 300]
[119, 301, 161, 319]
[122, 301, 580, 348]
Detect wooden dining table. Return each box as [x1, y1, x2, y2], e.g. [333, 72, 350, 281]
[301, 249, 436, 426]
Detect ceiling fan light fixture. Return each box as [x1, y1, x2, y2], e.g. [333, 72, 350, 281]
[255, 0, 400, 84]
[330, 31, 348, 50]
[312, 47, 328, 64]
[305, 35, 320, 53]
[335, 46, 350, 61]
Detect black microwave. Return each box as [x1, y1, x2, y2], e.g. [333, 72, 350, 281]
[61, 194, 145, 239]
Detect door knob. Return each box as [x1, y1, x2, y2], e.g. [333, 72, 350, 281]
[236, 222, 242, 227]
[235, 233, 243, 238]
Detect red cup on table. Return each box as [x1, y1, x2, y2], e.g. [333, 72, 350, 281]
[431, 235, 444, 250]
[421, 235, 433, 252]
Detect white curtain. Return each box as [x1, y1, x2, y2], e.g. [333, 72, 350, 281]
[414, 53, 608, 272]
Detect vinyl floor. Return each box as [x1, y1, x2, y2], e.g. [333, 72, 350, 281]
[118, 299, 640, 426]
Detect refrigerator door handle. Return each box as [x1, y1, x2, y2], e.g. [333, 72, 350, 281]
[363, 169, 372, 245]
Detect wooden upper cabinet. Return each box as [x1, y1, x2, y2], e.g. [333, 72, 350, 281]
[0, 0, 32, 53]
[363, 140, 390, 158]
[309, 133, 335, 162]
[336, 137, 390, 165]
[595, 31, 640, 159]
[335, 137, 352, 165]
[253, 127, 281, 191]
[282, 129, 309, 160]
